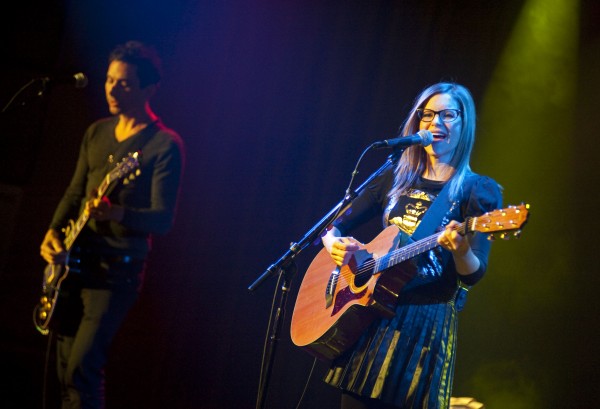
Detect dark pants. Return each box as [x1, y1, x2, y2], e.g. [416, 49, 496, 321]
[55, 257, 143, 409]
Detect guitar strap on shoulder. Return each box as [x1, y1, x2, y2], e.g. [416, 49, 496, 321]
[112, 120, 159, 163]
[409, 174, 480, 312]
[104, 121, 159, 199]
[410, 173, 481, 240]
[409, 179, 454, 241]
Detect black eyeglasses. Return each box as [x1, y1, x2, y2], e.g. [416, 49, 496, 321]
[416, 108, 462, 123]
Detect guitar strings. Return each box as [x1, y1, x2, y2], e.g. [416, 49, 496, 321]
[328, 205, 526, 286]
[337, 221, 468, 283]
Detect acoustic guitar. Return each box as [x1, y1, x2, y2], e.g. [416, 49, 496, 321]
[290, 204, 529, 360]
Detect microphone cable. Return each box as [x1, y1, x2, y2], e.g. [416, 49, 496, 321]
[294, 356, 317, 409]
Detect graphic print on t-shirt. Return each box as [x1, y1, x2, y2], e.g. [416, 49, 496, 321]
[388, 188, 436, 236]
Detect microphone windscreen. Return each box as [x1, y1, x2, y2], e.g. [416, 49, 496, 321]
[73, 72, 88, 89]
[418, 130, 433, 146]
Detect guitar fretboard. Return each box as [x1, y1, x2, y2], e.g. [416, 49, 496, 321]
[62, 172, 113, 251]
[373, 219, 471, 274]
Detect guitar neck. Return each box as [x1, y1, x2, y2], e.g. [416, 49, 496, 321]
[376, 220, 469, 272]
[62, 173, 113, 251]
[63, 213, 90, 251]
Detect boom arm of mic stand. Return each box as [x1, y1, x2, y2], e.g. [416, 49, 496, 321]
[247, 152, 400, 291]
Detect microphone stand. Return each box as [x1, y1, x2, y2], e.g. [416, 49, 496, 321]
[1, 78, 49, 115]
[248, 147, 405, 409]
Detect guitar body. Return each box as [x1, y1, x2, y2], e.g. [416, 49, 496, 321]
[290, 225, 418, 361]
[33, 262, 70, 335]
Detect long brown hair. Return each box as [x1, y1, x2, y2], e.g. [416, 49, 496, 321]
[388, 82, 477, 203]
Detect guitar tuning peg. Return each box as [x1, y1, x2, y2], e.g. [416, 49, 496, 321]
[128, 173, 135, 180]
[487, 234, 496, 241]
[513, 230, 522, 239]
[135, 169, 141, 176]
[123, 178, 130, 185]
[499, 233, 510, 240]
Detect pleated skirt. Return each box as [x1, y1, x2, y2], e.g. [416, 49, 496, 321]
[324, 301, 458, 409]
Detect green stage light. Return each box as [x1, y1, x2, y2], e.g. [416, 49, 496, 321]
[463, 1, 580, 408]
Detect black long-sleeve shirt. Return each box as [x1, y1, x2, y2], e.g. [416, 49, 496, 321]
[332, 167, 503, 298]
[50, 116, 185, 259]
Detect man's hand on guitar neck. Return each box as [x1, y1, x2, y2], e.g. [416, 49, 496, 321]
[85, 191, 124, 223]
[40, 229, 67, 265]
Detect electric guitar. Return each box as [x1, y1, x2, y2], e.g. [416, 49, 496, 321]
[290, 203, 530, 361]
[33, 152, 140, 335]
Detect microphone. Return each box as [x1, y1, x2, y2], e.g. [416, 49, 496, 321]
[40, 72, 88, 89]
[370, 130, 433, 149]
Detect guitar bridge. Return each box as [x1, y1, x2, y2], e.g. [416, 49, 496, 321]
[324, 266, 340, 309]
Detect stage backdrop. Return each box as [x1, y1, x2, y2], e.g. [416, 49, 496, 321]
[1, 1, 599, 408]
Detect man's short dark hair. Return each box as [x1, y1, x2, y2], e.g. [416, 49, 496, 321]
[109, 40, 162, 88]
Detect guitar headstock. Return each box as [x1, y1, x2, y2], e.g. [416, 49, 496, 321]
[110, 152, 141, 184]
[470, 203, 530, 240]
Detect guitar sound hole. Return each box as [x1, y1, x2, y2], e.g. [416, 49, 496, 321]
[352, 258, 373, 287]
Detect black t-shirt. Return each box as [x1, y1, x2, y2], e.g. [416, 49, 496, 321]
[388, 177, 445, 236]
[332, 166, 503, 290]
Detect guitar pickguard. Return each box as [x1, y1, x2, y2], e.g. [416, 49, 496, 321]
[331, 285, 367, 316]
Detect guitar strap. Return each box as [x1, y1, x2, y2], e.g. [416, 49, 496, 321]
[408, 175, 477, 312]
[409, 178, 454, 241]
[410, 173, 480, 240]
[111, 120, 159, 165]
[104, 120, 159, 195]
